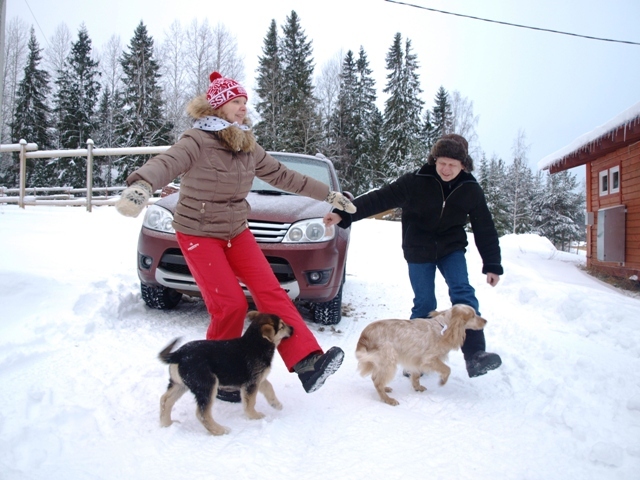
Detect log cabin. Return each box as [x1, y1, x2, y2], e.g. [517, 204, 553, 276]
[538, 102, 640, 280]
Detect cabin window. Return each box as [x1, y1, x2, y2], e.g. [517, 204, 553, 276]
[599, 170, 608, 196]
[609, 165, 620, 194]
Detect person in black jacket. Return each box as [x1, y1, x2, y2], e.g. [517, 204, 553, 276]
[324, 134, 503, 377]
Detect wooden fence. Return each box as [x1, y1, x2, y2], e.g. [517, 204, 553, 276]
[0, 139, 170, 211]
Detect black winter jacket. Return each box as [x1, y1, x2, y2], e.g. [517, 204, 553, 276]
[339, 164, 503, 275]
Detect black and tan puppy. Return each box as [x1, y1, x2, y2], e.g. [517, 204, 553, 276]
[158, 311, 293, 435]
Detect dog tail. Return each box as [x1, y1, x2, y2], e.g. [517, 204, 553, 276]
[355, 339, 376, 377]
[158, 337, 181, 364]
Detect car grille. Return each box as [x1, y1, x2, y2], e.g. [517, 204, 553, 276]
[248, 220, 291, 243]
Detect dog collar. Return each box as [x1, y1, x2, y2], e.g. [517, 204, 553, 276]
[435, 319, 448, 335]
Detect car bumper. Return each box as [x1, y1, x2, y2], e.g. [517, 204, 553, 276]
[137, 226, 348, 303]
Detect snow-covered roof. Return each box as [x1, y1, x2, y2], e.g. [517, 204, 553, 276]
[537, 100, 640, 171]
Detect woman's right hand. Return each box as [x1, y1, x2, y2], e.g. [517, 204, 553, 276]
[115, 180, 153, 218]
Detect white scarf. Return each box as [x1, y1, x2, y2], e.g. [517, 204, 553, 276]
[193, 116, 250, 132]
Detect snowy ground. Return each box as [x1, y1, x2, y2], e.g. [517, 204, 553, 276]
[1, 205, 639, 480]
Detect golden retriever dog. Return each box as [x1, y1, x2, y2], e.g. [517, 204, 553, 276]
[355, 304, 487, 406]
[158, 311, 293, 435]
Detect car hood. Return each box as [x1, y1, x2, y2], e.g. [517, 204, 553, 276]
[155, 191, 331, 223]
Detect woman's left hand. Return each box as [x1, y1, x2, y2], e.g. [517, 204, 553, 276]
[325, 191, 356, 213]
[486, 273, 500, 287]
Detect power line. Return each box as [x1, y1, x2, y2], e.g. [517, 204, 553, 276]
[385, 0, 640, 46]
[23, 0, 51, 48]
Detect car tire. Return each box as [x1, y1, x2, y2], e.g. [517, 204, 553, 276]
[311, 282, 343, 325]
[140, 283, 183, 310]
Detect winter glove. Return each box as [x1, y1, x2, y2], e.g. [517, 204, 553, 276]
[325, 191, 357, 213]
[115, 180, 153, 218]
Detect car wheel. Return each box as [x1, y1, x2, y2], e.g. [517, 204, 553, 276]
[140, 283, 183, 310]
[311, 282, 343, 325]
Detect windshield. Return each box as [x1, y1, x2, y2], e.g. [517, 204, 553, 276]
[252, 154, 334, 193]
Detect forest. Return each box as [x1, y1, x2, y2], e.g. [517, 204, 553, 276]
[0, 10, 585, 250]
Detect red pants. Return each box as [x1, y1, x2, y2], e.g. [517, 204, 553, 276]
[176, 229, 322, 370]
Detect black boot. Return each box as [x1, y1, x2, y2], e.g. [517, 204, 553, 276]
[216, 389, 241, 403]
[465, 351, 502, 378]
[294, 347, 344, 393]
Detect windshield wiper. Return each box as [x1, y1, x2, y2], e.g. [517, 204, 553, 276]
[251, 190, 293, 195]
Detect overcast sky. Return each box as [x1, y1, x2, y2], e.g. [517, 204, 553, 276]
[7, 0, 640, 179]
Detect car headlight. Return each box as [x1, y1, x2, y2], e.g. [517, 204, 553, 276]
[143, 205, 175, 233]
[283, 218, 335, 243]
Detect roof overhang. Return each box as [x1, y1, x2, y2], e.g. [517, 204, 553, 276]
[546, 117, 640, 174]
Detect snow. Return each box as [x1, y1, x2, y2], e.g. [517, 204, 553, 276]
[537, 101, 640, 171]
[1, 205, 639, 480]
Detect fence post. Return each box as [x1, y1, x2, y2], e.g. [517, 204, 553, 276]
[18, 139, 27, 209]
[86, 139, 94, 212]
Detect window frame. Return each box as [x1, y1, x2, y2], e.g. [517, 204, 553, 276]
[599, 169, 609, 196]
[609, 165, 620, 194]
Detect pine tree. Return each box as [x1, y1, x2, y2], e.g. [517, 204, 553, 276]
[352, 47, 383, 194]
[53, 25, 102, 187]
[429, 86, 452, 147]
[534, 170, 585, 251]
[279, 11, 321, 154]
[381, 33, 424, 179]
[254, 19, 285, 151]
[8, 28, 53, 188]
[477, 154, 510, 236]
[114, 22, 172, 183]
[329, 50, 358, 189]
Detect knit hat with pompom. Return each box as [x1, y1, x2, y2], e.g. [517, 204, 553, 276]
[206, 72, 248, 110]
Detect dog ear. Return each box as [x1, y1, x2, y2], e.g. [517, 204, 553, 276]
[261, 323, 276, 342]
[247, 310, 260, 321]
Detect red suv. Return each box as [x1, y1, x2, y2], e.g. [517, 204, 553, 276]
[136, 152, 351, 325]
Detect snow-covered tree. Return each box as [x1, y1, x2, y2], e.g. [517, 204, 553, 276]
[254, 19, 285, 151]
[183, 19, 244, 99]
[534, 170, 585, 251]
[114, 22, 172, 183]
[159, 21, 190, 143]
[315, 52, 342, 158]
[1, 18, 30, 146]
[503, 130, 534, 234]
[53, 25, 101, 186]
[477, 153, 510, 236]
[449, 90, 480, 158]
[6, 28, 53, 187]
[279, 11, 321, 154]
[382, 33, 424, 179]
[428, 86, 452, 147]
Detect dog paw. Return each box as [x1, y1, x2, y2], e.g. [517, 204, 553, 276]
[209, 426, 231, 436]
[414, 385, 427, 392]
[160, 419, 174, 428]
[384, 387, 393, 393]
[247, 411, 266, 420]
[270, 400, 283, 410]
[383, 398, 400, 406]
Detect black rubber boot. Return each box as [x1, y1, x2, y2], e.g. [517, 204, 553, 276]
[295, 347, 344, 393]
[216, 390, 241, 403]
[465, 351, 502, 378]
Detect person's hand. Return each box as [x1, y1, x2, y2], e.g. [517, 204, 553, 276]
[486, 273, 500, 287]
[115, 180, 153, 217]
[323, 212, 342, 226]
[325, 191, 356, 213]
